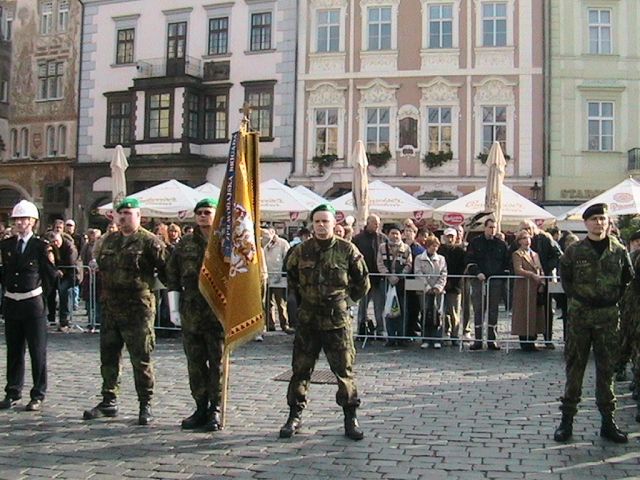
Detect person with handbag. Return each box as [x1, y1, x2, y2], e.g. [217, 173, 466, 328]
[414, 236, 447, 349]
[511, 230, 546, 351]
[376, 224, 412, 347]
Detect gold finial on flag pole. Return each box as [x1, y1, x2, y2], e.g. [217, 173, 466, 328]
[239, 102, 252, 129]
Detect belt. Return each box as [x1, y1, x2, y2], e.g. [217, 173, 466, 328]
[4, 287, 43, 301]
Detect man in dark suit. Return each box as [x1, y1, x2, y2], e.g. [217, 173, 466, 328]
[0, 200, 58, 411]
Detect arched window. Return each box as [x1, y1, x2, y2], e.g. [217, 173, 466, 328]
[9, 128, 18, 158]
[46, 126, 56, 156]
[57, 125, 67, 156]
[20, 127, 29, 158]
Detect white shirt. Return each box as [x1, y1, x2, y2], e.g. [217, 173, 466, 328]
[17, 231, 34, 253]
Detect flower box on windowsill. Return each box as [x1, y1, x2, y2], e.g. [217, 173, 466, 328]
[423, 150, 454, 170]
[477, 152, 511, 164]
[311, 154, 338, 173]
[367, 149, 392, 168]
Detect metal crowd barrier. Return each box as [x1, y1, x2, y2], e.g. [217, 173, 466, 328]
[261, 270, 567, 352]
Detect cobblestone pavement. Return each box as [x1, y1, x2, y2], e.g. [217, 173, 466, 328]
[0, 320, 639, 480]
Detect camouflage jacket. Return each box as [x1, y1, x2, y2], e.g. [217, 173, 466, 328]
[95, 227, 167, 294]
[286, 236, 370, 330]
[166, 229, 208, 301]
[560, 235, 633, 308]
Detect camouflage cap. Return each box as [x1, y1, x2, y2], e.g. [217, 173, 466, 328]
[194, 197, 218, 212]
[582, 202, 608, 220]
[310, 203, 336, 218]
[116, 196, 140, 212]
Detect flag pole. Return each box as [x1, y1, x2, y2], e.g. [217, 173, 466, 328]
[219, 102, 254, 429]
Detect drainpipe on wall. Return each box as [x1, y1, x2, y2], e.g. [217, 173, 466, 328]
[290, 0, 299, 175]
[542, 0, 551, 203]
[74, 0, 85, 228]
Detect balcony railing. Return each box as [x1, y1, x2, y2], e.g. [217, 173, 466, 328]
[135, 56, 202, 79]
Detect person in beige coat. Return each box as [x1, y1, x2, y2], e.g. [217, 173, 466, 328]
[511, 230, 546, 351]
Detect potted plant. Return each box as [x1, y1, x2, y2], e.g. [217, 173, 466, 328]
[477, 152, 511, 164]
[422, 150, 454, 169]
[367, 147, 392, 168]
[311, 153, 338, 173]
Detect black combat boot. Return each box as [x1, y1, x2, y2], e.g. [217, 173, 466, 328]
[181, 400, 209, 430]
[553, 414, 573, 442]
[343, 407, 364, 441]
[204, 405, 222, 432]
[138, 401, 153, 426]
[83, 398, 118, 420]
[600, 414, 628, 443]
[279, 407, 302, 438]
[0, 396, 20, 410]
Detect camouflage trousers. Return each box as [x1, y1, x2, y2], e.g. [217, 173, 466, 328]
[100, 293, 156, 403]
[560, 300, 619, 416]
[181, 316, 225, 407]
[616, 287, 635, 371]
[287, 322, 360, 410]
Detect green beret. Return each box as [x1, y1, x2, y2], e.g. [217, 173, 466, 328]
[310, 203, 336, 218]
[116, 197, 140, 212]
[582, 202, 608, 220]
[194, 197, 218, 211]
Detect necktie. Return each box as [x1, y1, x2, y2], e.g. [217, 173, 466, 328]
[17, 239, 24, 254]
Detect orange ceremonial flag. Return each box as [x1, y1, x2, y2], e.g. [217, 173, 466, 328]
[199, 125, 264, 351]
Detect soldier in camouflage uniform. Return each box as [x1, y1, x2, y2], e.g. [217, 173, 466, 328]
[554, 203, 632, 443]
[83, 197, 167, 426]
[615, 230, 640, 382]
[166, 198, 225, 432]
[280, 204, 370, 441]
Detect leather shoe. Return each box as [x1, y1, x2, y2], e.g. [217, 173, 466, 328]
[283, 327, 295, 335]
[469, 341, 483, 351]
[25, 399, 43, 411]
[487, 342, 501, 351]
[138, 402, 153, 426]
[600, 416, 628, 443]
[279, 408, 302, 438]
[0, 396, 20, 410]
[83, 398, 118, 420]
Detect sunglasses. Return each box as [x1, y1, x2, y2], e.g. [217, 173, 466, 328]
[196, 210, 214, 216]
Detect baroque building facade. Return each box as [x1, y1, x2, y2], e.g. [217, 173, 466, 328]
[75, 0, 297, 228]
[292, 0, 544, 202]
[545, 0, 640, 203]
[0, 0, 80, 225]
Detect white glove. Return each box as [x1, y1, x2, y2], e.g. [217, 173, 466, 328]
[168, 291, 182, 327]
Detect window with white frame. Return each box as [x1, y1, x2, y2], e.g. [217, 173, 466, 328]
[366, 107, 390, 153]
[482, 2, 507, 47]
[9, 129, 18, 158]
[20, 128, 29, 158]
[208, 17, 229, 55]
[58, 0, 69, 32]
[38, 61, 64, 100]
[588, 9, 611, 55]
[428, 4, 453, 48]
[204, 91, 229, 141]
[367, 6, 392, 50]
[481, 106, 507, 153]
[57, 125, 67, 156]
[314, 108, 339, 156]
[427, 107, 452, 152]
[588, 101, 614, 151]
[46, 126, 56, 156]
[317, 9, 340, 53]
[40, 1, 53, 35]
[250, 12, 272, 51]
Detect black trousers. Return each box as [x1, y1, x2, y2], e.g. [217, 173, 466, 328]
[3, 297, 48, 401]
